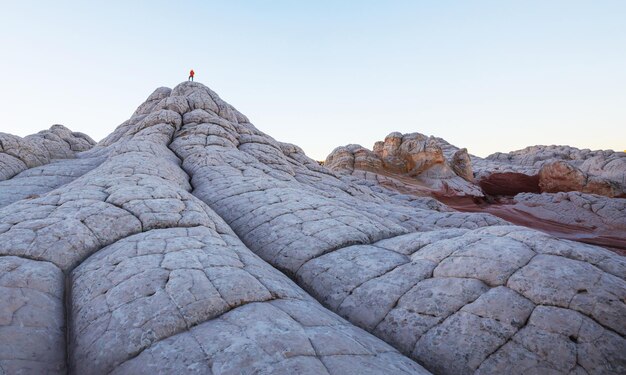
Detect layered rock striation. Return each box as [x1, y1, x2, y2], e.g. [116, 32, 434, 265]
[325, 133, 483, 197]
[327, 132, 626, 254]
[1, 82, 624, 374]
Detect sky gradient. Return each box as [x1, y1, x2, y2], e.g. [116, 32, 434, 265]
[1, 1, 625, 160]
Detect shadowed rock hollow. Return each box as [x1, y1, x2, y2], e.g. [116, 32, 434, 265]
[1, 82, 625, 374]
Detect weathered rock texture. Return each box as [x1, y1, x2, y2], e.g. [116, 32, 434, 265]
[1, 82, 625, 375]
[484, 145, 626, 197]
[0, 125, 94, 180]
[327, 132, 626, 254]
[0, 125, 99, 209]
[508, 192, 626, 252]
[466, 145, 626, 251]
[325, 133, 484, 197]
[327, 132, 626, 199]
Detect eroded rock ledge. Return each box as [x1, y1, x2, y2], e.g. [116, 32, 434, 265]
[325, 133, 483, 198]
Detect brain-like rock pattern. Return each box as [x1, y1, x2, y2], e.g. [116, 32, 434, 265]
[513, 191, 626, 231]
[0, 126, 99, 209]
[504, 191, 626, 253]
[1, 82, 625, 374]
[0, 124, 94, 181]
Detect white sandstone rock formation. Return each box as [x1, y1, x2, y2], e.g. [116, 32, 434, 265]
[0, 82, 624, 375]
[0, 124, 94, 181]
[483, 145, 626, 197]
[331, 132, 626, 198]
[0, 125, 98, 208]
[512, 192, 626, 231]
[327, 131, 626, 254]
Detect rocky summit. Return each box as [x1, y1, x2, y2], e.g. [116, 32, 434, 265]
[0, 82, 625, 375]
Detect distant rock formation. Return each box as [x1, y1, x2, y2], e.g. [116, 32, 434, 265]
[325, 132, 484, 197]
[513, 191, 626, 229]
[0, 125, 97, 208]
[484, 145, 626, 197]
[0, 124, 94, 180]
[327, 132, 626, 199]
[1, 83, 624, 374]
[327, 131, 626, 255]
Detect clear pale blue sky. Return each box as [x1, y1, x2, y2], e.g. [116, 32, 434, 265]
[1, 1, 625, 160]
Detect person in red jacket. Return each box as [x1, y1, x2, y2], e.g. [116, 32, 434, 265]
[188, 69, 195, 81]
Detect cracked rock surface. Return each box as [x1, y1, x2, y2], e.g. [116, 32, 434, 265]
[0, 125, 94, 181]
[1, 82, 625, 374]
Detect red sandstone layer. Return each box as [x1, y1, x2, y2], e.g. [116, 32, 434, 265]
[437, 195, 626, 256]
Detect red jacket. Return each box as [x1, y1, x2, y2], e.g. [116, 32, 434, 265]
[189, 70, 195, 77]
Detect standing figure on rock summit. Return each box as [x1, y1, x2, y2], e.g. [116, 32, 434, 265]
[188, 69, 195, 81]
